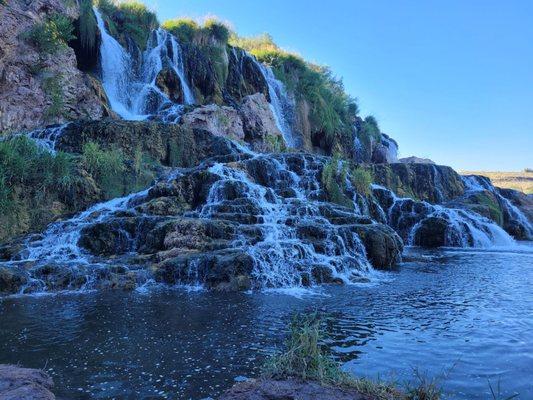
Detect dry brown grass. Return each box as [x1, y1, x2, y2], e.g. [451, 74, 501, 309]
[460, 170, 533, 194]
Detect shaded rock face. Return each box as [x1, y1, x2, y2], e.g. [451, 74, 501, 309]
[155, 67, 184, 103]
[371, 163, 465, 204]
[0, 138, 403, 294]
[0, 0, 107, 131]
[219, 378, 368, 400]
[0, 364, 55, 400]
[371, 133, 398, 164]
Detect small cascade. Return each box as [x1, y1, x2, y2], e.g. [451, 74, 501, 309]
[372, 184, 515, 248]
[94, 8, 194, 122]
[251, 56, 297, 148]
[195, 155, 371, 287]
[462, 175, 533, 239]
[26, 123, 70, 152]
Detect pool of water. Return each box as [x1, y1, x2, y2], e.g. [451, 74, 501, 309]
[1, 245, 532, 399]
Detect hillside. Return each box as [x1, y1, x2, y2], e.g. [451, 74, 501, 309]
[460, 170, 533, 194]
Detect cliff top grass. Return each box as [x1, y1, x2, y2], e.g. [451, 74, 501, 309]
[263, 313, 442, 400]
[162, 17, 231, 45]
[94, 0, 158, 50]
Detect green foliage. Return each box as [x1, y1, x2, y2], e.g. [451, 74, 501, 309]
[231, 33, 357, 144]
[95, 0, 158, 50]
[203, 18, 230, 43]
[0, 136, 76, 214]
[42, 74, 65, 119]
[26, 14, 76, 54]
[161, 17, 230, 44]
[162, 18, 199, 43]
[263, 313, 442, 400]
[321, 154, 352, 208]
[79, 0, 98, 53]
[360, 115, 381, 143]
[81, 141, 125, 197]
[351, 167, 373, 197]
[265, 134, 288, 153]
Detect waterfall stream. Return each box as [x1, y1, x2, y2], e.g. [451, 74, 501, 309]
[94, 8, 194, 121]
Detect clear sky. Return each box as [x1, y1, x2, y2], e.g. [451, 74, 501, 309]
[142, 0, 532, 171]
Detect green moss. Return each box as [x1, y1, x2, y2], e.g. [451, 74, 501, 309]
[25, 13, 76, 54]
[265, 134, 288, 153]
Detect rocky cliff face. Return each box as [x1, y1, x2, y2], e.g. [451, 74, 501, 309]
[0, 0, 109, 132]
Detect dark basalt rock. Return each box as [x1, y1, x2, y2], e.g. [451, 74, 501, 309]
[0, 266, 28, 295]
[353, 223, 403, 269]
[371, 163, 465, 204]
[412, 216, 450, 248]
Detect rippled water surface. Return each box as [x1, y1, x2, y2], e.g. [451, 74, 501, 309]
[1, 245, 532, 399]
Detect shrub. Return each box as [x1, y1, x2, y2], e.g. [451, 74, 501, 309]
[95, 0, 158, 50]
[203, 18, 230, 43]
[321, 154, 352, 208]
[81, 141, 125, 197]
[26, 14, 76, 54]
[162, 18, 199, 43]
[0, 136, 76, 213]
[351, 167, 373, 197]
[265, 134, 288, 153]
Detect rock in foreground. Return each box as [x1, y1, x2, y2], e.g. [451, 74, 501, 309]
[219, 378, 369, 400]
[0, 365, 55, 400]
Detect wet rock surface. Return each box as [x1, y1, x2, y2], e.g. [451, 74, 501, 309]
[0, 365, 55, 400]
[218, 378, 368, 400]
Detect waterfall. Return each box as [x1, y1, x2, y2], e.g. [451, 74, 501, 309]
[94, 8, 194, 122]
[372, 184, 515, 248]
[462, 175, 533, 239]
[250, 56, 297, 148]
[381, 134, 399, 163]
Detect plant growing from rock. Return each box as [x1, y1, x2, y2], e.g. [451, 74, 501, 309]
[42, 74, 65, 119]
[321, 154, 353, 208]
[26, 14, 75, 54]
[351, 167, 374, 197]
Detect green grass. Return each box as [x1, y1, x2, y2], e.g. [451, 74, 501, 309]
[351, 167, 374, 197]
[95, 0, 158, 50]
[162, 16, 231, 45]
[42, 74, 65, 119]
[263, 313, 441, 400]
[321, 154, 352, 208]
[81, 141, 125, 198]
[0, 136, 76, 214]
[25, 13, 76, 54]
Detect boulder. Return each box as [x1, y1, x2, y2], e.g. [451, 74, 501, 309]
[0, 364, 55, 400]
[240, 93, 283, 147]
[0, 267, 28, 295]
[181, 104, 245, 141]
[412, 216, 449, 248]
[352, 224, 403, 269]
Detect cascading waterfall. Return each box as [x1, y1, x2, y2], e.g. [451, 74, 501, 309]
[195, 156, 371, 288]
[462, 175, 533, 239]
[94, 8, 194, 121]
[251, 56, 297, 148]
[372, 184, 515, 247]
[0, 123, 70, 153]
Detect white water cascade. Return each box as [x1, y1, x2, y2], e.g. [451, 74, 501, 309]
[251, 57, 297, 148]
[462, 175, 533, 239]
[94, 8, 194, 121]
[372, 184, 516, 248]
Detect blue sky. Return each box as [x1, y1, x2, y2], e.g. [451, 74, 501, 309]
[142, 0, 532, 171]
